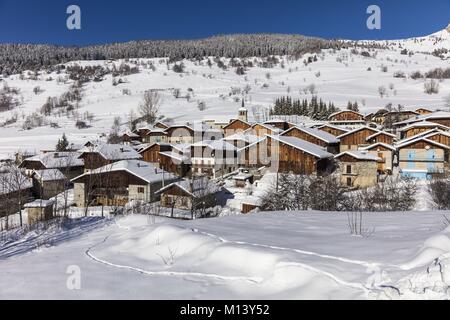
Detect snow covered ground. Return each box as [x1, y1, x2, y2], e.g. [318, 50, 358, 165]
[0, 27, 450, 158]
[1, 211, 450, 300]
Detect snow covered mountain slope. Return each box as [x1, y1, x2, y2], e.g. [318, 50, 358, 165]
[0, 26, 449, 157]
[1, 211, 449, 299]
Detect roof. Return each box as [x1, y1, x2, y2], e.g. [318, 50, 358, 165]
[159, 151, 191, 164]
[171, 143, 192, 153]
[138, 142, 172, 153]
[394, 111, 450, 126]
[317, 123, 350, 133]
[0, 170, 33, 195]
[72, 160, 179, 184]
[246, 123, 283, 134]
[33, 169, 65, 181]
[222, 133, 260, 144]
[335, 151, 381, 161]
[79, 143, 141, 161]
[337, 126, 379, 139]
[155, 178, 220, 198]
[360, 142, 396, 152]
[366, 131, 397, 141]
[281, 126, 340, 144]
[122, 131, 140, 138]
[328, 110, 365, 120]
[21, 152, 84, 169]
[267, 135, 333, 159]
[399, 121, 450, 132]
[396, 136, 450, 150]
[24, 199, 55, 208]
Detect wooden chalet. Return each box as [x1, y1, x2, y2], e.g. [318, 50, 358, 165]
[281, 126, 340, 154]
[142, 128, 168, 144]
[156, 177, 220, 213]
[360, 143, 396, 174]
[263, 119, 291, 131]
[415, 108, 433, 115]
[31, 169, 66, 200]
[399, 121, 450, 139]
[19, 152, 84, 180]
[375, 110, 419, 127]
[393, 111, 450, 129]
[244, 123, 283, 137]
[159, 144, 192, 178]
[71, 160, 179, 207]
[337, 126, 380, 152]
[223, 119, 252, 137]
[122, 131, 141, 145]
[165, 125, 195, 144]
[138, 143, 172, 164]
[0, 168, 33, 218]
[317, 124, 349, 137]
[241, 135, 334, 175]
[396, 136, 449, 179]
[365, 131, 397, 145]
[328, 110, 366, 126]
[222, 133, 260, 150]
[335, 151, 381, 188]
[78, 143, 141, 172]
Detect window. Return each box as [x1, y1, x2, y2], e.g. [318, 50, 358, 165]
[137, 187, 145, 194]
[347, 177, 352, 187]
[346, 165, 352, 174]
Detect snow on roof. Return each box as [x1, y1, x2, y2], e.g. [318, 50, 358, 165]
[360, 142, 396, 152]
[399, 121, 450, 132]
[171, 143, 192, 153]
[335, 151, 381, 161]
[366, 131, 397, 140]
[156, 177, 220, 198]
[222, 133, 260, 144]
[328, 110, 365, 119]
[122, 131, 140, 138]
[79, 143, 141, 161]
[247, 123, 283, 134]
[138, 142, 172, 153]
[394, 111, 450, 126]
[23, 152, 84, 168]
[282, 126, 340, 144]
[33, 169, 65, 181]
[267, 135, 333, 159]
[24, 199, 55, 208]
[72, 160, 178, 184]
[159, 151, 191, 164]
[336, 126, 379, 139]
[396, 136, 450, 150]
[317, 123, 350, 133]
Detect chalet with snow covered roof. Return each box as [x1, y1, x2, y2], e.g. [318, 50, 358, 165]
[375, 110, 419, 127]
[393, 111, 450, 129]
[154, 121, 170, 130]
[19, 152, 84, 180]
[316, 124, 349, 137]
[159, 144, 192, 178]
[365, 131, 397, 145]
[337, 126, 380, 152]
[223, 119, 252, 137]
[335, 151, 381, 188]
[241, 135, 334, 175]
[122, 131, 141, 145]
[328, 110, 365, 126]
[142, 127, 168, 144]
[263, 119, 291, 131]
[71, 160, 179, 207]
[399, 121, 450, 139]
[156, 177, 220, 214]
[244, 123, 283, 137]
[396, 137, 449, 179]
[31, 169, 66, 200]
[360, 143, 396, 174]
[281, 126, 340, 154]
[415, 108, 433, 115]
[138, 143, 172, 164]
[190, 140, 238, 178]
[222, 133, 260, 150]
[78, 143, 141, 172]
[0, 168, 33, 218]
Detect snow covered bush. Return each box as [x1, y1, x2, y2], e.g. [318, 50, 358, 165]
[424, 80, 440, 94]
[428, 179, 450, 210]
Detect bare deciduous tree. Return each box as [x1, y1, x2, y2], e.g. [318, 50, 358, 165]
[139, 90, 160, 124]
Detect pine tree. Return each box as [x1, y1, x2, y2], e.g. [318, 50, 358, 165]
[56, 133, 69, 151]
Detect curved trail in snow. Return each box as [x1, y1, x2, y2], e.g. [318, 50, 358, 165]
[85, 235, 263, 284]
[193, 229, 401, 270]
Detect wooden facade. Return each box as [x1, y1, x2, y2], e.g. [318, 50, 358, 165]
[318, 125, 348, 137]
[159, 153, 191, 178]
[366, 132, 396, 145]
[415, 108, 433, 115]
[339, 127, 379, 152]
[165, 126, 194, 144]
[246, 124, 279, 137]
[329, 110, 364, 122]
[139, 143, 172, 164]
[223, 119, 252, 137]
[281, 127, 339, 154]
[79, 153, 111, 171]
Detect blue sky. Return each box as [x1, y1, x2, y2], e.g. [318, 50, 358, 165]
[0, 0, 449, 45]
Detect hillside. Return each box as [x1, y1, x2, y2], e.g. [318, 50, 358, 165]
[0, 27, 450, 158]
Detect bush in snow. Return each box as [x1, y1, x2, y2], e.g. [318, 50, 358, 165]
[424, 80, 440, 94]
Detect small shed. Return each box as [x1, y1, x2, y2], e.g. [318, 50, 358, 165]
[25, 200, 55, 224]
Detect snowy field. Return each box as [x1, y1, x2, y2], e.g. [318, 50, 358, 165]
[0, 28, 449, 158]
[1, 211, 450, 300]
